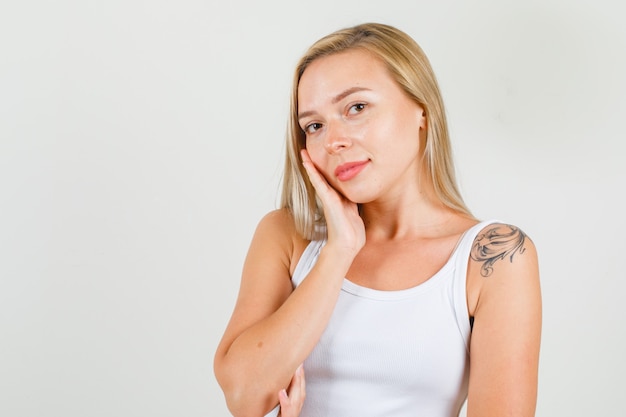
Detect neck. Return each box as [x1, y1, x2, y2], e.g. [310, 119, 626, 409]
[360, 182, 458, 240]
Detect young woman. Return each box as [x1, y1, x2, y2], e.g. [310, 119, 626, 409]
[214, 23, 541, 417]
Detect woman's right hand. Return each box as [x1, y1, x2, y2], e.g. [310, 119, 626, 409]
[301, 149, 366, 257]
[278, 365, 306, 417]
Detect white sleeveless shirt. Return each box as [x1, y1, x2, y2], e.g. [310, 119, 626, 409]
[266, 220, 497, 417]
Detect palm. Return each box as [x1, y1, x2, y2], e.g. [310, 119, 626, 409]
[301, 150, 365, 254]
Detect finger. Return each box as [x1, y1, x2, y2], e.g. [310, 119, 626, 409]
[298, 364, 306, 400]
[278, 388, 299, 417]
[278, 389, 290, 415]
[288, 364, 305, 405]
[300, 149, 333, 195]
[278, 365, 306, 417]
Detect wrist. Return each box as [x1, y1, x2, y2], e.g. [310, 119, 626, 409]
[318, 242, 358, 272]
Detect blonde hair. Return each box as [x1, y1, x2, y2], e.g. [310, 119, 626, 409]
[280, 22, 472, 240]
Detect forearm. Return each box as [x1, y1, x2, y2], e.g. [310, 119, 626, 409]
[216, 245, 352, 416]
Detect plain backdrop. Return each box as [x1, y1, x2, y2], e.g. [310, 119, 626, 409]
[1, 0, 625, 416]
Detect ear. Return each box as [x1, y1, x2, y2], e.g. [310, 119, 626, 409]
[418, 108, 427, 130]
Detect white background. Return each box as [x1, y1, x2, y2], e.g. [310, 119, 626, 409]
[1, 0, 625, 416]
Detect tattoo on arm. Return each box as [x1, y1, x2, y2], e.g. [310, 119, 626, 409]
[470, 224, 528, 277]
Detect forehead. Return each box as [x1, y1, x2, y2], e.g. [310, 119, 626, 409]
[297, 49, 397, 105]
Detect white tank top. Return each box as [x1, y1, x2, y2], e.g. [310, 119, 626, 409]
[265, 220, 497, 417]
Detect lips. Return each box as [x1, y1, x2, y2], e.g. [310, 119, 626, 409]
[334, 160, 370, 181]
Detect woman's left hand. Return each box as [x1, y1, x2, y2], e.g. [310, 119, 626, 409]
[278, 364, 306, 417]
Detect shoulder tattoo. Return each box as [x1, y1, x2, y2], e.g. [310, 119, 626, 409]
[470, 224, 528, 277]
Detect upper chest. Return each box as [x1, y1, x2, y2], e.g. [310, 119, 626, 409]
[346, 234, 462, 291]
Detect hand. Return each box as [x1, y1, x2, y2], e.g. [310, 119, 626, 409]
[277, 364, 305, 417]
[301, 149, 366, 256]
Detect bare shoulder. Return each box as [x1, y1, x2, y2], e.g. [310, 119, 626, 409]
[255, 208, 297, 234]
[470, 222, 537, 277]
[466, 223, 539, 317]
[250, 208, 309, 276]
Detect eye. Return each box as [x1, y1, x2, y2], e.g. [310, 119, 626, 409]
[348, 102, 366, 115]
[303, 122, 323, 134]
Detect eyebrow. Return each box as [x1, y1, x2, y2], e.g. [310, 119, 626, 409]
[298, 87, 371, 121]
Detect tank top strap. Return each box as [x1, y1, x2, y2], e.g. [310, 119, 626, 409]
[291, 239, 326, 287]
[451, 219, 501, 352]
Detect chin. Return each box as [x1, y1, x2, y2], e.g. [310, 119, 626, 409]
[337, 187, 379, 205]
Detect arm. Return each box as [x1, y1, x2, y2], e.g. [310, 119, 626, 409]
[214, 151, 365, 417]
[466, 224, 542, 417]
[213, 209, 349, 416]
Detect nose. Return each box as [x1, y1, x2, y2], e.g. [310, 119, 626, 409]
[324, 122, 352, 154]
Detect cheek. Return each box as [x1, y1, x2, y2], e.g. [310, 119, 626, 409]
[305, 139, 326, 165]
[305, 140, 338, 184]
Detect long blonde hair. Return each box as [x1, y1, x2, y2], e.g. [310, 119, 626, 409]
[281, 22, 472, 240]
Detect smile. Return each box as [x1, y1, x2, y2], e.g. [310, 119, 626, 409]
[335, 160, 369, 181]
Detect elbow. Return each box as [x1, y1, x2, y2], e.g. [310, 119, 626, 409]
[214, 358, 277, 417]
[223, 386, 277, 417]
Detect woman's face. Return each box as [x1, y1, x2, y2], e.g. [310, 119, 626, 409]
[298, 49, 427, 204]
